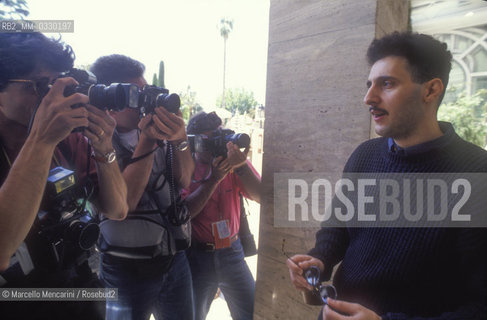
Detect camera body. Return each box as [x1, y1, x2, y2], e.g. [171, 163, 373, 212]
[28, 167, 100, 269]
[137, 85, 181, 116]
[188, 128, 250, 157]
[58, 68, 180, 114]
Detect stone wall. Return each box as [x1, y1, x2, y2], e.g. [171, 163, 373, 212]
[254, 1, 409, 319]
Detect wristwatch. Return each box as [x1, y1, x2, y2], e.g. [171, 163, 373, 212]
[91, 149, 117, 164]
[173, 140, 189, 152]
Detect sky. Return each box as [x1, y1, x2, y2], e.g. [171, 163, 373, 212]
[26, 0, 270, 110]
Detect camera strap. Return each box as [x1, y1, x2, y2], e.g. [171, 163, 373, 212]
[127, 146, 158, 165]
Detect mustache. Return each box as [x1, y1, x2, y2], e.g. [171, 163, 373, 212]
[369, 106, 388, 115]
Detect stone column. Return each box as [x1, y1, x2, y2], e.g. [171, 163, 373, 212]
[255, 1, 408, 319]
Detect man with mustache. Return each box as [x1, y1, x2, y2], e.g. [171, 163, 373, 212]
[287, 32, 487, 319]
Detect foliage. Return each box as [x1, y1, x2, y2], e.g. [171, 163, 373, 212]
[0, 0, 29, 19]
[151, 61, 165, 87]
[179, 85, 202, 122]
[219, 18, 233, 40]
[219, 17, 233, 109]
[438, 89, 487, 148]
[158, 61, 165, 88]
[216, 88, 258, 117]
[152, 73, 158, 86]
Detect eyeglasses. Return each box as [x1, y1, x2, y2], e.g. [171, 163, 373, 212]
[8, 77, 51, 96]
[282, 239, 337, 305]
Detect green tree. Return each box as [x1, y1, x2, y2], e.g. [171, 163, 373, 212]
[216, 88, 258, 117]
[158, 61, 165, 88]
[151, 61, 165, 87]
[179, 85, 202, 122]
[152, 73, 158, 86]
[219, 18, 233, 109]
[438, 89, 487, 148]
[0, 0, 29, 19]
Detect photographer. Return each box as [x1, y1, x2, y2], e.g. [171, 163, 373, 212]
[183, 111, 261, 320]
[90, 54, 195, 320]
[0, 33, 128, 318]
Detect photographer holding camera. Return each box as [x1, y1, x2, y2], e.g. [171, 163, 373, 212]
[0, 33, 128, 319]
[90, 54, 195, 320]
[183, 111, 261, 320]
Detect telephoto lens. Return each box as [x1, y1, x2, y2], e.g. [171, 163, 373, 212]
[88, 83, 139, 111]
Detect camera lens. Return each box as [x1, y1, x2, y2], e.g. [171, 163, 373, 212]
[156, 93, 180, 114]
[230, 133, 250, 149]
[89, 83, 139, 111]
[68, 220, 100, 250]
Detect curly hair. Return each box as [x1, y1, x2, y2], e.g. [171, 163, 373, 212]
[187, 111, 222, 134]
[367, 32, 452, 103]
[90, 54, 145, 85]
[0, 33, 75, 91]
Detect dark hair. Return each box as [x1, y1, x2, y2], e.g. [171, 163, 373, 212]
[367, 32, 452, 104]
[187, 111, 222, 134]
[0, 33, 75, 91]
[90, 54, 145, 85]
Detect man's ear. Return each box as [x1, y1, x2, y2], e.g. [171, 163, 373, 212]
[423, 78, 444, 104]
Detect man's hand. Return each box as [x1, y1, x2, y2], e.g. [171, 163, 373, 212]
[323, 299, 381, 320]
[83, 105, 117, 154]
[29, 77, 89, 146]
[209, 156, 232, 183]
[139, 108, 187, 142]
[226, 141, 249, 169]
[286, 254, 325, 291]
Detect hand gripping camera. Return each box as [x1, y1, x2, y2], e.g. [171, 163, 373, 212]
[59, 68, 180, 115]
[188, 128, 250, 157]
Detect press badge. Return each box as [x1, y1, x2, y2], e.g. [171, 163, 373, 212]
[212, 220, 231, 249]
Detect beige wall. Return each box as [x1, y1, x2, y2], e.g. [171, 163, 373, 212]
[255, 0, 408, 319]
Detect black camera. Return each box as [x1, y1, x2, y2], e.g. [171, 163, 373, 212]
[188, 128, 250, 157]
[60, 68, 139, 111]
[28, 167, 100, 269]
[58, 68, 180, 114]
[137, 85, 181, 116]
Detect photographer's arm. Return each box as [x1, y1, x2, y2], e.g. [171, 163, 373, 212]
[227, 142, 261, 203]
[152, 108, 194, 188]
[112, 115, 158, 211]
[184, 157, 231, 219]
[170, 142, 194, 189]
[84, 105, 128, 220]
[0, 78, 90, 271]
[0, 140, 57, 271]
